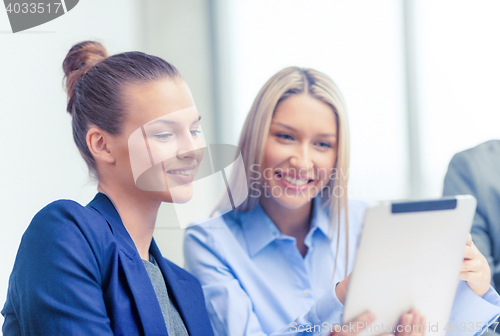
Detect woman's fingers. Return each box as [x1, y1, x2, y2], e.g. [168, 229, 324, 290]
[335, 273, 352, 305]
[397, 312, 414, 336]
[396, 310, 425, 336]
[330, 311, 375, 336]
[459, 270, 481, 283]
[463, 244, 475, 260]
[415, 312, 426, 335]
[463, 235, 479, 261]
[331, 311, 427, 336]
[461, 258, 481, 272]
[459, 236, 491, 296]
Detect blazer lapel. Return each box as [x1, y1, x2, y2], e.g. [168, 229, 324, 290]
[87, 193, 169, 336]
[119, 252, 169, 335]
[150, 240, 203, 335]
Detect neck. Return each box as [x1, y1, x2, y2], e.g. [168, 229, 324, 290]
[97, 181, 160, 261]
[260, 197, 313, 257]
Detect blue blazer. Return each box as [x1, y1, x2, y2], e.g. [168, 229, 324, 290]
[2, 192, 214, 336]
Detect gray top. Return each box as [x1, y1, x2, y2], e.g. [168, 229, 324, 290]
[142, 256, 189, 336]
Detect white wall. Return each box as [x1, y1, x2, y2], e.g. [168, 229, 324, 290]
[141, 0, 221, 269]
[0, 0, 141, 328]
[414, 0, 500, 198]
[217, 0, 410, 202]
[217, 0, 500, 202]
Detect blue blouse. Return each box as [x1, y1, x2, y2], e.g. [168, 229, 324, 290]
[184, 198, 500, 336]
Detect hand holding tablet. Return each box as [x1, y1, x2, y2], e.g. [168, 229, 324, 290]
[331, 310, 426, 336]
[460, 234, 491, 297]
[343, 195, 479, 336]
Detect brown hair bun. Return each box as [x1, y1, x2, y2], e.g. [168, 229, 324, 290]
[63, 41, 108, 114]
[61, 40, 180, 178]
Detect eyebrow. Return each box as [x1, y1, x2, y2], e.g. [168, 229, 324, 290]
[147, 115, 201, 126]
[272, 122, 337, 137]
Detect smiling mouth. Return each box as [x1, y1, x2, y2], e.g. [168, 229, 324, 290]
[164, 164, 197, 185]
[275, 172, 315, 186]
[166, 169, 195, 175]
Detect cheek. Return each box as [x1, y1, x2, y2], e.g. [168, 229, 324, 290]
[135, 164, 168, 191]
[263, 139, 289, 169]
[262, 141, 280, 180]
[196, 145, 204, 161]
[315, 152, 337, 184]
[118, 142, 135, 175]
[148, 141, 178, 166]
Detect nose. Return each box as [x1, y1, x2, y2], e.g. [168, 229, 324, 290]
[176, 130, 202, 160]
[289, 144, 314, 173]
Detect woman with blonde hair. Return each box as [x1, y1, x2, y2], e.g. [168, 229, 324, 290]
[184, 66, 500, 336]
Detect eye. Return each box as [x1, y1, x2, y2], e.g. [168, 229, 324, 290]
[191, 129, 202, 137]
[154, 133, 172, 141]
[316, 141, 332, 148]
[276, 133, 294, 141]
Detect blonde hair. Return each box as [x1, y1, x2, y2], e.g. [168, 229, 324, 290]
[216, 66, 350, 277]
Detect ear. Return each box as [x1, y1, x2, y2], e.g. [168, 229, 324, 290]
[86, 126, 116, 165]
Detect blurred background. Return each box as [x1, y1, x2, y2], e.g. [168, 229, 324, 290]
[1, 0, 500, 329]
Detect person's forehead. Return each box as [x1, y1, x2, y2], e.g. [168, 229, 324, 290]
[143, 107, 200, 127]
[272, 103, 337, 132]
[123, 79, 195, 124]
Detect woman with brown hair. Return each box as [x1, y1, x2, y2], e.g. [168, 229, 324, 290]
[2, 41, 213, 335]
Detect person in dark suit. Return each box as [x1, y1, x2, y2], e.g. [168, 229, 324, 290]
[443, 140, 500, 291]
[443, 140, 500, 336]
[1, 41, 213, 336]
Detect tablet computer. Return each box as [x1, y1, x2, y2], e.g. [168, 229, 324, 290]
[343, 195, 477, 336]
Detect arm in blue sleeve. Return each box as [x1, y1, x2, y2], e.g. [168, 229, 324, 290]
[184, 225, 344, 336]
[1, 202, 114, 336]
[447, 281, 500, 336]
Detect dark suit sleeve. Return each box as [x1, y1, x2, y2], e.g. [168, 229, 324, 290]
[2, 201, 114, 336]
[443, 152, 495, 288]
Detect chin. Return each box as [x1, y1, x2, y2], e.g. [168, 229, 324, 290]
[169, 183, 194, 204]
[148, 191, 173, 203]
[265, 191, 313, 210]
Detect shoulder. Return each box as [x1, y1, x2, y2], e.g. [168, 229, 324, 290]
[463, 140, 500, 157]
[322, 199, 368, 225]
[318, 197, 368, 216]
[185, 210, 242, 245]
[348, 199, 369, 215]
[314, 197, 367, 237]
[450, 140, 500, 168]
[9, 198, 114, 292]
[184, 210, 246, 269]
[27, 198, 110, 241]
[346, 199, 369, 234]
[445, 141, 500, 191]
[33, 198, 104, 224]
[17, 198, 113, 268]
